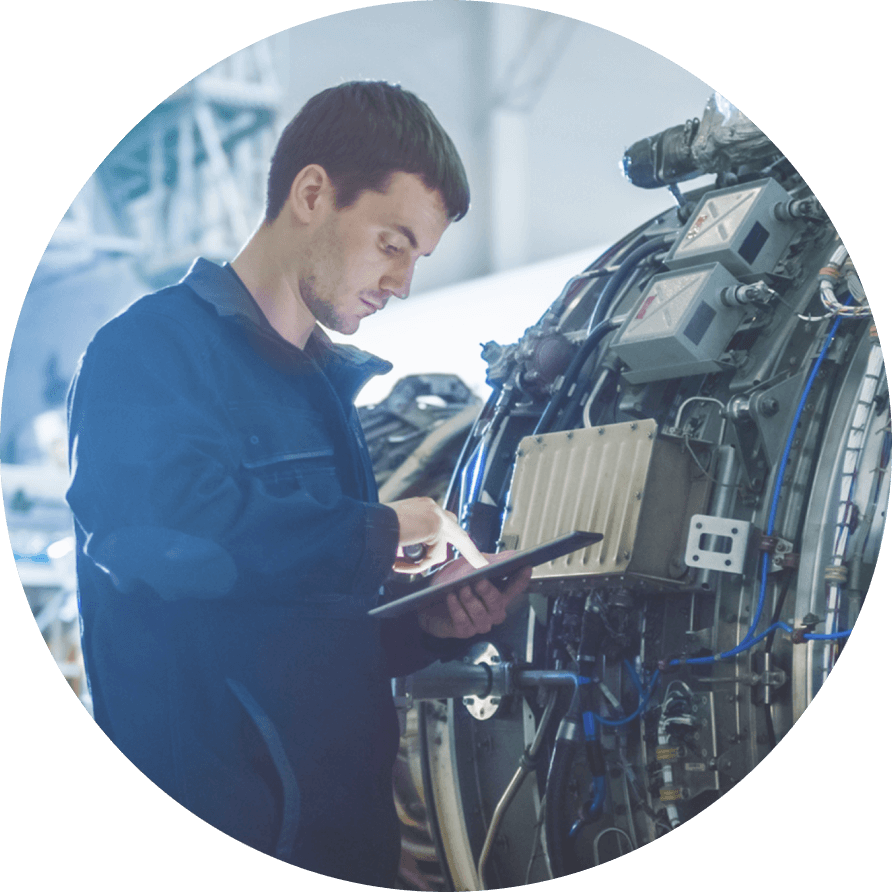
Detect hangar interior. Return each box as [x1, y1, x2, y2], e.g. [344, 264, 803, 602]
[2, 3, 886, 890]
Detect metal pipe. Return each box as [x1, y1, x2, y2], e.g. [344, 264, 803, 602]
[515, 669, 579, 688]
[408, 664, 578, 702]
[476, 692, 559, 889]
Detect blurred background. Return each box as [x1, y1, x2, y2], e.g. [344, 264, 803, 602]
[0, 4, 712, 711]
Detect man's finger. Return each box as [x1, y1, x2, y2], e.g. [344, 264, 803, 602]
[442, 516, 488, 568]
[445, 591, 476, 638]
[456, 584, 494, 630]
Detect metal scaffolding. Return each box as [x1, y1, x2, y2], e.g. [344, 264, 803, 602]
[43, 41, 282, 287]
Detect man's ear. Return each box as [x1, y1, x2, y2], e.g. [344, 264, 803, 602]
[288, 164, 333, 223]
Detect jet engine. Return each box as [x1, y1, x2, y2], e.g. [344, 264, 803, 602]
[392, 94, 887, 889]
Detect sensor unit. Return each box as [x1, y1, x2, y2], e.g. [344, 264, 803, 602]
[664, 177, 796, 277]
[612, 263, 745, 384]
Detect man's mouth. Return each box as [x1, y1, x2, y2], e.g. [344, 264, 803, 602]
[360, 295, 387, 314]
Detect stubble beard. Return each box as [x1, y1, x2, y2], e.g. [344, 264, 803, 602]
[299, 275, 358, 335]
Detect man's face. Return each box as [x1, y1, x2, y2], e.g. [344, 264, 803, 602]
[299, 171, 451, 336]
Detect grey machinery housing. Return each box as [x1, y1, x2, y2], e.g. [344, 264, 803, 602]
[384, 93, 887, 889]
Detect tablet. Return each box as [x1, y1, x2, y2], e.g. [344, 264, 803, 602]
[368, 530, 603, 619]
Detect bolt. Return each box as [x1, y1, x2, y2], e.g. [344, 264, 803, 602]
[760, 397, 779, 417]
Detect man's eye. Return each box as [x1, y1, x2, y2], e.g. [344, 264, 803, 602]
[383, 243, 400, 255]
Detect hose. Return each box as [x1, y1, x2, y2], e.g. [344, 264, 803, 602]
[532, 319, 620, 435]
[540, 665, 662, 878]
[476, 692, 558, 889]
[542, 699, 583, 879]
[586, 233, 675, 334]
[532, 234, 673, 437]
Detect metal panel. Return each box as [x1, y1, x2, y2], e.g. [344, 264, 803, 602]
[501, 421, 712, 590]
[501, 421, 656, 580]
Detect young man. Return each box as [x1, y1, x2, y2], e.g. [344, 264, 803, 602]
[66, 81, 529, 885]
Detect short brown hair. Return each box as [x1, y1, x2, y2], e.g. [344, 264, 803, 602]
[265, 81, 470, 223]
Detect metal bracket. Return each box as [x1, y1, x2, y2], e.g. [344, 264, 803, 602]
[684, 514, 752, 574]
[462, 642, 508, 721]
[758, 534, 798, 572]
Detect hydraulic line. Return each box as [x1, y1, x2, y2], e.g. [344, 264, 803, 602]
[541, 666, 661, 877]
[586, 233, 675, 334]
[532, 319, 620, 435]
[534, 234, 673, 437]
[542, 687, 584, 879]
[476, 692, 558, 889]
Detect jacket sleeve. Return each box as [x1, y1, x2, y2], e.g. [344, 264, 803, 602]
[66, 307, 399, 604]
[379, 614, 471, 677]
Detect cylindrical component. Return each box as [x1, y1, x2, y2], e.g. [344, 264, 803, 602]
[761, 652, 774, 705]
[721, 284, 754, 307]
[409, 665, 580, 702]
[408, 662, 492, 700]
[720, 280, 776, 307]
[772, 197, 823, 221]
[622, 121, 700, 189]
[514, 669, 579, 688]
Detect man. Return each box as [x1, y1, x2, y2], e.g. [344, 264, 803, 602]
[66, 81, 530, 885]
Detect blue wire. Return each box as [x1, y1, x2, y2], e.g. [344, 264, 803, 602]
[573, 663, 661, 728]
[569, 311, 854, 714]
[665, 311, 856, 667]
[752, 313, 844, 638]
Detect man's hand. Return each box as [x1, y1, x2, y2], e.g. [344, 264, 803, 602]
[385, 497, 488, 573]
[416, 551, 533, 639]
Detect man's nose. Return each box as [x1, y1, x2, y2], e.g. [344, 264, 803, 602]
[381, 257, 415, 300]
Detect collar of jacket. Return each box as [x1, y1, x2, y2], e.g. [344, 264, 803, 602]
[180, 257, 393, 406]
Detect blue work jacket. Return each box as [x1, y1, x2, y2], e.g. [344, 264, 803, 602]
[66, 258, 447, 885]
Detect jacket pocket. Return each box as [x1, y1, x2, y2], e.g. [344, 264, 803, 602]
[225, 677, 301, 859]
[229, 402, 340, 503]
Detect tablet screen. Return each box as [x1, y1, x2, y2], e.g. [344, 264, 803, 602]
[368, 530, 603, 619]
